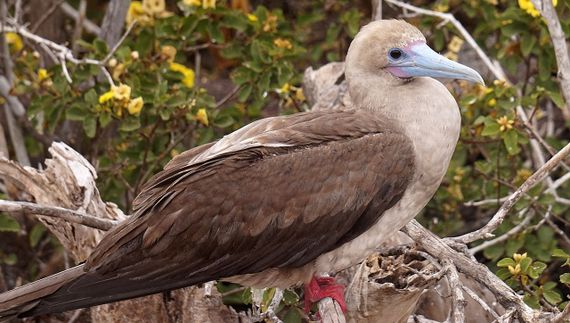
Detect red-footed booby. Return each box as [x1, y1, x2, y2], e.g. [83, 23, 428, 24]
[0, 20, 483, 319]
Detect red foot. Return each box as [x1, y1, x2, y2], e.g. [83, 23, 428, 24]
[304, 276, 347, 313]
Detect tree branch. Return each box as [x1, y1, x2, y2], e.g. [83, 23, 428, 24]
[0, 199, 117, 231]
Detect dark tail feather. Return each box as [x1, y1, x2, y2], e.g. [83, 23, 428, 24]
[1, 264, 211, 319]
[0, 265, 84, 320]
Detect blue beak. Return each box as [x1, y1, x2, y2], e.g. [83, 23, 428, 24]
[388, 42, 484, 85]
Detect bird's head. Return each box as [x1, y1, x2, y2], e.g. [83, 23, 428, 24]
[345, 20, 484, 85]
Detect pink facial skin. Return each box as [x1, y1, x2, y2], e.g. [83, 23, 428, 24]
[384, 41, 425, 78]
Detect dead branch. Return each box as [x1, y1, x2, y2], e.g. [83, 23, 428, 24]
[0, 199, 116, 231]
[531, 0, 570, 120]
[403, 220, 542, 323]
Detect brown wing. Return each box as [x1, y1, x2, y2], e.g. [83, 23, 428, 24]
[26, 109, 415, 315]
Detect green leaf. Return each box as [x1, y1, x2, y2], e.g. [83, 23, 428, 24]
[0, 214, 20, 232]
[481, 122, 500, 136]
[83, 117, 97, 138]
[543, 290, 562, 305]
[212, 115, 235, 128]
[528, 261, 546, 279]
[520, 257, 532, 273]
[537, 226, 554, 244]
[503, 130, 519, 155]
[29, 223, 45, 248]
[93, 39, 108, 57]
[119, 117, 141, 132]
[560, 273, 570, 284]
[66, 106, 85, 121]
[84, 89, 99, 106]
[222, 13, 248, 32]
[99, 112, 112, 128]
[520, 33, 536, 57]
[3, 253, 17, 265]
[496, 268, 512, 280]
[484, 243, 504, 260]
[497, 258, 516, 267]
[553, 249, 570, 258]
[282, 289, 299, 305]
[207, 22, 224, 44]
[282, 308, 302, 323]
[524, 293, 541, 309]
[547, 91, 565, 108]
[238, 83, 252, 102]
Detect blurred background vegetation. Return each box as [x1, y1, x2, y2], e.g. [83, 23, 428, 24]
[0, 0, 568, 321]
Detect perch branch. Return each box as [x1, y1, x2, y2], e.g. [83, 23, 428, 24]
[0, 199, 117, 231]
[404, 220, 539, 322]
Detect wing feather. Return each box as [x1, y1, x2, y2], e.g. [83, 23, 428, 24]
[77, 108, 414, 298]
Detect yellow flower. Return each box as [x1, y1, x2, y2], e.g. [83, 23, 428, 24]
[5, 32, 23, 52]
[263, 14, 278, 33]
[183, 0, 201, 5]
[169, 62, 195, 88]
[127, 97, 144, 116]
[448, 36, 464, 53]
[279, 83, 290, 93]
[444, 52, 458, 62]
[513, 252, 527, 262]
[295, 88, 305, 102]
[113, 84, 132, 101]
[112, 63, 125, 80]
[126, 1, 145, 25]
[488, 98, 497, 107]
[497, 116, 514, 132]
[247, 14, 258, 22]
[98, 90, 115, 104]
[202, 0, 216, 9]
[142, 0, 165, 15]
[274, 38, 293, 49]
[508, 263, 521, 275]
[161, 45, 177, 63]
[195, 108, 209, 126]
[37, 68, 49, 82]
[518, 0, 557, 17]
[433, 3, 449, 12]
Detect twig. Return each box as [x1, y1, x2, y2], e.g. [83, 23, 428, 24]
[3, 22, 113, 85]
[469, 209, 535, 254]
[372, 0, 383, 20]
[70, 0, 87, 55]
[462, 285, 501, 321]
[215, 85, 241, 108]
[531, 0, 570, 120]
[443, 261, 466, 323]
[60, 2, 100, 35]
[101, 21, 137, 65]
[464, 196, 508, 207]
[552, 300, 570, 323]
[452, 141, 570, 244]
[0, 199, 117, 231]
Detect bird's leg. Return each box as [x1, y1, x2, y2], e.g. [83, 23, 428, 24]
[303, 275, 346, 313]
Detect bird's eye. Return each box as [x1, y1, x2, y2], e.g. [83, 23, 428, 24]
[389, 48, 403, 60]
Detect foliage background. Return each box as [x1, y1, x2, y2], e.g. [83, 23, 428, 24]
[0, 0, 568, 321]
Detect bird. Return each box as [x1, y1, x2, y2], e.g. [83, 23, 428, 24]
[0, 19, 483, 319]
